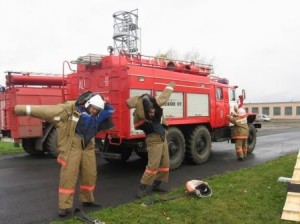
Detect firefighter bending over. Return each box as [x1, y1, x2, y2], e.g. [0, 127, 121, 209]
[14, 92, 114, 217]
[227, 107, 249, 161]
[126, 81, 175, 198]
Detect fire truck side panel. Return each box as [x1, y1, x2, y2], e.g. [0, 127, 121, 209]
[0, 87, 64, 139]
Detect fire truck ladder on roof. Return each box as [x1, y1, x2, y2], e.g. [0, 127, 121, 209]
[113, 9, 140, 54]
[70, 54, 102, 65]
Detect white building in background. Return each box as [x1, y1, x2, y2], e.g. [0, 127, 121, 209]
[245, 101, 300, 120]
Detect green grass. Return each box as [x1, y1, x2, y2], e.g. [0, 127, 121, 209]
[51, 153, 298, 224]
[0, 141, 24, 154]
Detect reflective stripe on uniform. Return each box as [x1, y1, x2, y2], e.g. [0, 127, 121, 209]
[235, 147, 243, 153]
[59, 188, 75, 194]
[70, 116, 79, 122]
[158, 167, 169, 172]
[145, 169, 158, 175]
[80, 185, 95, 191]
[26, 105, 31, 116]
[134, 120, 145, 128]
[57, 156, 67, 166]
[233, 136, 248, 139]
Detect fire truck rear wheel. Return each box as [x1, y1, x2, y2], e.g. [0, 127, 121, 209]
[22, 138, 44, 155]
[186, 126, 211, 164]
[247, 124, 256, 154]
[45, 128, 58, 158]
[167, 127, 185, 170]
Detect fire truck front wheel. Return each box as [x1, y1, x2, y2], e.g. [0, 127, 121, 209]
[167, 127, 186, 170]
[186, 126, 212, 164]
[247, 124, 257, 154]
[44, 128, 58, 158]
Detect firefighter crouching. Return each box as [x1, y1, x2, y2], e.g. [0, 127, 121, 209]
[126, 81, 175, 198]
[227, 107, 249, 161]
[14, 92, 115, 217]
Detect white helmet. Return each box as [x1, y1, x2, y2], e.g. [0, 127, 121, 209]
[237, 107, 246, 116]
[186, 180, 212, 198]
[84, 94, 105, 110]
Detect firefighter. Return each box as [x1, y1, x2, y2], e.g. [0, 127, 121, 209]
[14, 92, 114, 217]
[126, 82, 175, 198]
[227, 107, 249, 160]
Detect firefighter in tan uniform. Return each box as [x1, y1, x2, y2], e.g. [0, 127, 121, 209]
[126, 82, 175, 198]
[228, 107, 249, 160]
[14, 92, 114, 217]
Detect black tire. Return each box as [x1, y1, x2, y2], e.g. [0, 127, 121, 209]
[167, 127, 185, 170]
[186, 126, 211, 164]
[135, 140, 148, 159]
[247, 124, 256, 154]
[136, 151, 148, 159]
[22, 138, 44, 155]
[45, 128, 58, 158]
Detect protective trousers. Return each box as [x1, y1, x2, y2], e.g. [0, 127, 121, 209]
[140, 133, 170, 185]
[58, 134, 97, 209]
[235, 139, 248, 158]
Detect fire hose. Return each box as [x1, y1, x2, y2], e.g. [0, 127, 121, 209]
[73, 208, 105, 224]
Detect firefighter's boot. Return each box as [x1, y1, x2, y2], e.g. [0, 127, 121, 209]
[136, 184, 147, 198]
[82, 202, 102, 208]
[237, 154, 244, 161]
[58, 208, 69, 217]
[152, 180, 167, 192]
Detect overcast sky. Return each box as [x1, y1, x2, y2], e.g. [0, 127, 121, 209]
[0, 0, 299, 103]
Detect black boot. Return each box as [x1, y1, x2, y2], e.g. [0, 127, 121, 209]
[152, 180, 167, 192]
[136, 184, 147, 198]
[58, 208, 70, 217]
[82, 202, 102, 208]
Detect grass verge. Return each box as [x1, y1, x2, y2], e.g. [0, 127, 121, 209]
[52, 153, 297, 224]
[0, 141, 24, 154]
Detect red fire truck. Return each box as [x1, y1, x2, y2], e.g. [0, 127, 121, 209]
[64, 52, 260, 169]
[0, 53, 260, 169]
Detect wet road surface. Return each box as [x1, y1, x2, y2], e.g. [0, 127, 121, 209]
[1, 126, 300, 224]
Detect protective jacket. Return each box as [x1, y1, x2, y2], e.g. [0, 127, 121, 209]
[14, 101, 114, 166]
[228, 114, 249, 139]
